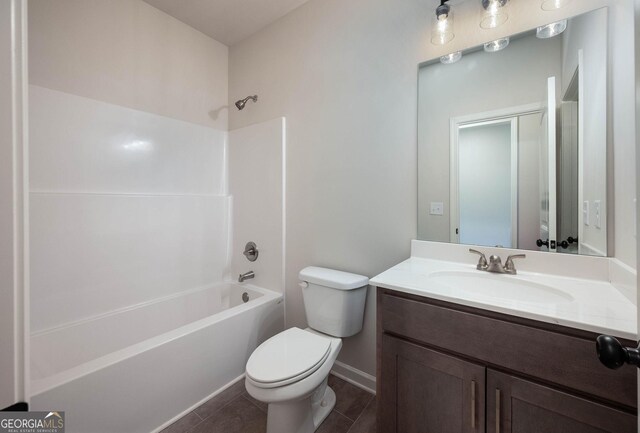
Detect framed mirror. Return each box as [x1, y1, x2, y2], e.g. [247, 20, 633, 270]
[418, 7, 607, 256]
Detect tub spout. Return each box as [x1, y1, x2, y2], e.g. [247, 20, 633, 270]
[239, 271, 255, 283]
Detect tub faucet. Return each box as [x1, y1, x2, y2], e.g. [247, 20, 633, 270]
[238, 271, 255, 283]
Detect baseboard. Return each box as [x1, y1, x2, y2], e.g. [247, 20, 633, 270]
[150, 374, 245, 433]
[331, 361, 376, 395]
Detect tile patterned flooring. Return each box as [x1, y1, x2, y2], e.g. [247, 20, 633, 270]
[161, 374, 376, 433]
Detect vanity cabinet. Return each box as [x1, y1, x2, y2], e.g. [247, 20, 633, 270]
[377, 288, 637, 433]
[380, 334, 485, 432]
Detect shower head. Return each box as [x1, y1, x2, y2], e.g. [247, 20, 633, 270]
[235, 95, 258, 110]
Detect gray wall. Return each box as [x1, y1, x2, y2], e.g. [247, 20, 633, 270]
[228, 0, 635, 379]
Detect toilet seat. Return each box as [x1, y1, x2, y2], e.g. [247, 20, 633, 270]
[246, 328, 331, 389]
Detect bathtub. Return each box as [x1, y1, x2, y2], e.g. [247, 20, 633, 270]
[30, 282, 284, 433]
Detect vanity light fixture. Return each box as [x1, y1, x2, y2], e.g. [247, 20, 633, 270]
[431, 0, 455, 45]
[484, 37, 509, 52]
[536, 19, 568, 38]
[480, 0, 509, 29]
[541, 0, 572, 10]
[440, 51, 462, 64]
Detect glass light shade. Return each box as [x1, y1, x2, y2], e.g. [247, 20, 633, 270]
[440, 51, 462, 64]
[541, 0, 572, 10]
[484, 37, 510, 53]
[480, 11, 508, 29]
[480, 0, 508, 29]
[536, 19, 568, 38]
[431, 10, 455, 45]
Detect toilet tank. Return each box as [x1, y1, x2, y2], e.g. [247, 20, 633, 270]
[299, 266, 369, 338]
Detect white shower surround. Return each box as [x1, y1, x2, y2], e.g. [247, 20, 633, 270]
[28, 87, 287, 431]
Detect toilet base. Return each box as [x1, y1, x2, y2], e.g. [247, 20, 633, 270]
[266, 383, 336, 433]
[312, 385, 335, 428]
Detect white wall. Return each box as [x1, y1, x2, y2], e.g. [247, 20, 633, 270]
[229, 118, 286, 295]
[229, 0, 423, 377]
[418, 34, 563, 243]
[27, 0, 233, 333]
[229, 0, 636, 380]
[29, 86, 229, 332]
[0, 0, 17, 408]
[562, 9, 608, 256]
[0, 0, 27, 409]
[28, 0, 229, 130]
[608, 1, 637, 268]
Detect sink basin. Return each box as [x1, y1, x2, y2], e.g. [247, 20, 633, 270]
[428, 271, 575, 305]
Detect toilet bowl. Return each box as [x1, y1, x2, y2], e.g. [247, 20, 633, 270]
[245, 267, 369, 433]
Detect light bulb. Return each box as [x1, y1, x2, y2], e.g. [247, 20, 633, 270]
[440, 51, 462, 64]
[484, 37, 510, 53]
[536, 20, 567, 38]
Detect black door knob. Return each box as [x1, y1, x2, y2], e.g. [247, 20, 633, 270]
[536, 239, 549, 248]
[596, 335, 640, 369]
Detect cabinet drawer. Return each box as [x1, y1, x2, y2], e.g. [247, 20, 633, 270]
[379, 289, 636, 409]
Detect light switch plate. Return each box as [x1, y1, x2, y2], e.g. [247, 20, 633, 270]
[430, 202, 444, 216]
[583, 201, 589, 226]
[593, 200, 601, 229]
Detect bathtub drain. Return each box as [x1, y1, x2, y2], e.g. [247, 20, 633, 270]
[242, 292, 250, 303]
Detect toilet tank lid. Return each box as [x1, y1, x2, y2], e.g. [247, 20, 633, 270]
[299, 266, 369, 290]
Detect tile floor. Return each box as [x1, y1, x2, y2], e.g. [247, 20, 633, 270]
[161, 374, 376, 433]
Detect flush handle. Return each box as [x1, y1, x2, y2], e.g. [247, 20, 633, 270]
[596, 335, 640, 369]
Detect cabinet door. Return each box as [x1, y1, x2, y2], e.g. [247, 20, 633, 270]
[487, 369, 636, 433]
[379, 334, 485, 433]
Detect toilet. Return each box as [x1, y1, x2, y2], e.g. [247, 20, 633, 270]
[245, 266, 369, 433]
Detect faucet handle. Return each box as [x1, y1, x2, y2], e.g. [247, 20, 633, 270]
[469, 249, 488, 270]
[504, 254, 526, 274]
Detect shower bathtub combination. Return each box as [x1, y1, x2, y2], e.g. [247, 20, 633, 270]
[27, 83, 286, 433]
[30, 283, 283, 433]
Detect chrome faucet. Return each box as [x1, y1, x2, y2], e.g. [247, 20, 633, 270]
[469, 249, 526, 275]
[238, 271, 255, 282]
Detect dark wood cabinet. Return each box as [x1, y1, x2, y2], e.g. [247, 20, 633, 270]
[376, 287, 637, 433]
[379, 334, 485, 433]
[487, 370, 636, 433]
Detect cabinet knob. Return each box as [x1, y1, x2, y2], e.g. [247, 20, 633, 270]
[596, 335, 640, 369]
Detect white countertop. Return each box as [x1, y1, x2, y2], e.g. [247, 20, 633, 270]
[371, 256, 637, 340]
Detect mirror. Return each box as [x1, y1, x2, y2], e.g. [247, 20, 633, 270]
[418, 8, 607, 256]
